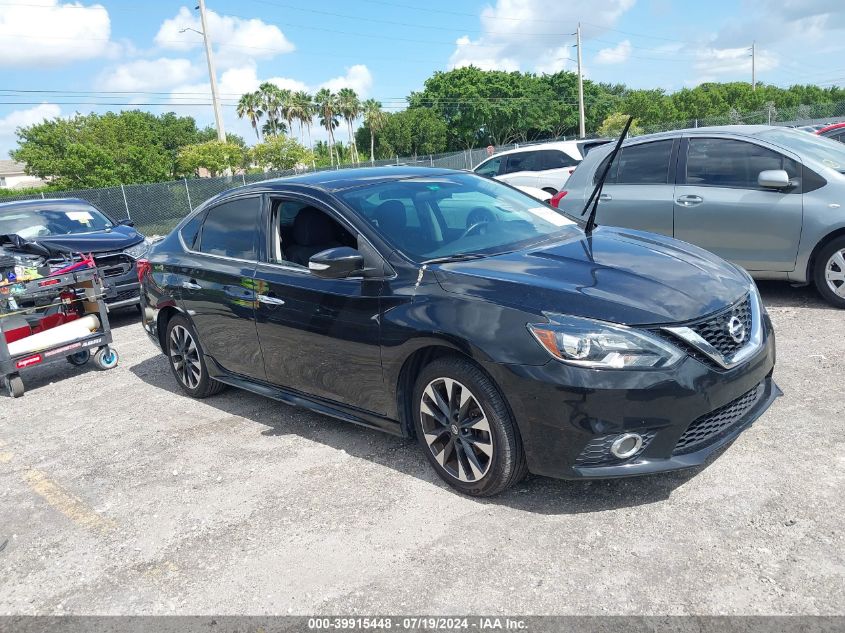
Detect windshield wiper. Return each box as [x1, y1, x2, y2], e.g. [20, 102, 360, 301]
[421, 252, 489, 265]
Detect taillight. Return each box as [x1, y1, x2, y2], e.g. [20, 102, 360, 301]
[550, 190, 568, 208]
[137, 259, 151, 283]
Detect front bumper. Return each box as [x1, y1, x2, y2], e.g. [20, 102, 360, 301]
[484, 314, 779, 480]
[100, 263, 140, 309]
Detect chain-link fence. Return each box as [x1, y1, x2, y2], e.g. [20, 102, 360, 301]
[3, 101, 845, 238]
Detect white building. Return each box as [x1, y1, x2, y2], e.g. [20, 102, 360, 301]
[0, 160, 45, 190]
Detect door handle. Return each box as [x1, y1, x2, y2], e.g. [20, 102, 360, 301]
[599, 193, 612, 201]
[182, 280, 202, 290]
[677, 194, 704, 206]
[257, 294, 286, 306]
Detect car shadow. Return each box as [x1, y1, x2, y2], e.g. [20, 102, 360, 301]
[130, 354, 722, 515]
[756, 280, 833, 310]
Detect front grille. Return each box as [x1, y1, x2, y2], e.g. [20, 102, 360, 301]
[673, 382, 764, 455]
[691, 294, 752, 357]
[94, 254, 134, 278]
[108, 288, 140, 304]
[575, 431, 656, 467]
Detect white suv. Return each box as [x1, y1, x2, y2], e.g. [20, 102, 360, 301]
[473, 140, 610, 194]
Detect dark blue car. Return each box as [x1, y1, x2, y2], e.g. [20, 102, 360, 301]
[140, 167, 779, 496]
[0, 198, 149, 309]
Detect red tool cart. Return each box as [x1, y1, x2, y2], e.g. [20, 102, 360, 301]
[0, 263, 118, 398]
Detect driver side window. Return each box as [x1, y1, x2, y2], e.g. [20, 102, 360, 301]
[269, 199, 357, 269]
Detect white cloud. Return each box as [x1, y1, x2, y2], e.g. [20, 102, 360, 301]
[96, 58, 201, 92]
[595, 39, 632, 64]
[0, 103, 62, 158]
[447, 0, 635, 73]
[320, 65, 374, 97]
[0, 0, 112, 67]
[155, 6, 294, 69]
[694, 46, 779, 78]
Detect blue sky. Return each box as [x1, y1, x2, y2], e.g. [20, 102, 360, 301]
[1, 0, 844, 157]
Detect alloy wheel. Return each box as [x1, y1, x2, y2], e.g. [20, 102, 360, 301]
[169, 325, 202, 389]
[419, 377, 493, 483]
[825, 248, 845, 298]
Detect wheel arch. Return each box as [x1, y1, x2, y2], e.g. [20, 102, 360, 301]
[155, 305, 185, 350]
[806, 227, 845, 283]
[394, 342, 518, 442]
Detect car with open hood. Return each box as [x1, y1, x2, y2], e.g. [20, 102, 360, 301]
[139, 166, 778, 496]
[0, 198, 150, 309]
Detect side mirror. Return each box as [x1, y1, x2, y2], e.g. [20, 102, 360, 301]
[308, 247, 365, 279]
[758, 169, 791, 190]
[117, 218, 135, 227]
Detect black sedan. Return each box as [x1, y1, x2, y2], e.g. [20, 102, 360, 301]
[139, 167, 779, 496]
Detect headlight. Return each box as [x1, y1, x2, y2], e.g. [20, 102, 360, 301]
[123, 239, 150, 260]
[528, 315, 684, 369]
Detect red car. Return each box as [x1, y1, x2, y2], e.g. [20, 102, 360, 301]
[816, 122, 845, 143]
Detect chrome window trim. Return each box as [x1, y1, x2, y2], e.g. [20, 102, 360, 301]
[663, 284, 763, 370]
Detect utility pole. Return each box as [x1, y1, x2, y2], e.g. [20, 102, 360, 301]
[751, 41, 756, 91]
[197, 0, 226, 142]
[575, 23, 586, 138]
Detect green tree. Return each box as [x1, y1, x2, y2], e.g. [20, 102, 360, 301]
[378, 109, 447, 158]
[315, 88, 340, 166]
[361, 98, 386, 164]
[597, 112, 643, 138]
[237, 91, 264, 141]
[12, 110, 208, 188]
[337, 87, 362, 164]
[176, 141, 245, 177]
[250, 135, 313, 171]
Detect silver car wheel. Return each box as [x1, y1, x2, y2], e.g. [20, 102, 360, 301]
[420, 377, 493, 483]
[824, 248, 845, 298]
[169, 325, 202, 389]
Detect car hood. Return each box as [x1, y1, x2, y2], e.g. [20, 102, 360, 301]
[434, 226, 751, 326]
[32, 225, 144, 255]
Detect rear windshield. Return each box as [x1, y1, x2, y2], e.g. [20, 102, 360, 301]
[754, 128, 845, 173]
[0, 205, 113, 239]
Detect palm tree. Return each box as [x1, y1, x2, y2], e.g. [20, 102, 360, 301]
[291, 91, 316, 168]
[278, 88, 295, 138]
[237, 91, 264, 141]
[258, 82, 282, 136]
[337, 87, 362, 164]
[362, 98, 386, 165]
[315, 88, 340, 167]
[261, 119, 287, 138]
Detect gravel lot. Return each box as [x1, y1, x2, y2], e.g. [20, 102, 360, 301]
[1, 281, 843, 616]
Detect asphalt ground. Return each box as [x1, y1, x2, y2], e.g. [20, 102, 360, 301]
[1, 281, 843, 615]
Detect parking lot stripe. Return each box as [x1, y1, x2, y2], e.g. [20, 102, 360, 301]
[22, 469, 116, 533]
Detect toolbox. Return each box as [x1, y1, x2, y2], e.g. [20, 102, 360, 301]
[0, 265, 119, 398]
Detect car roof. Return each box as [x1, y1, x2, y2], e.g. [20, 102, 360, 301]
[817, 122, 845, 135]
[0, 197, 96, 212]
[483, 140, 588, 159]
[236, 166, 459, 194]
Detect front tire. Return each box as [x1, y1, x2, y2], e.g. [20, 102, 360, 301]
[165, 314, 225, 398]
[814, 236, 845, 308]
[412, 356, 527, 496]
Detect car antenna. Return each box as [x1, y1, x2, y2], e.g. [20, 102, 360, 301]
[581, 116, 634, 237]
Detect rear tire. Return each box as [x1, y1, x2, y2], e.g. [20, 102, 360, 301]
[813, 236, 845, 308]
[412, 356, 527, 496]
[165, 314, 225, 398]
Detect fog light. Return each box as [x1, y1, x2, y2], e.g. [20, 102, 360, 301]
[610, 433, 643, 459]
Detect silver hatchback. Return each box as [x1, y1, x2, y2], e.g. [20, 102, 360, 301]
[557, 125, 845, 307]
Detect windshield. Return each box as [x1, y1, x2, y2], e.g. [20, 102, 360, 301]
[0, 205, 113, 239]
[754, 128, 845, 173]
[337, 172, 576, 262]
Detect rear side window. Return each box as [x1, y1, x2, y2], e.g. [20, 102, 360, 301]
[593, 140, 674, 185]
[535, 150, 578, 170]
[474, 156, 503, 177]
[616, 141, 673, 184]
[502, 151, 539, 174]
[686, 138, 800, 189]
[180, 213, 204, 249]
[198, 196, 260, 260]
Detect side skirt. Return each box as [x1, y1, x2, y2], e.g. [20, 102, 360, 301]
[206, 356, 403, 437]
